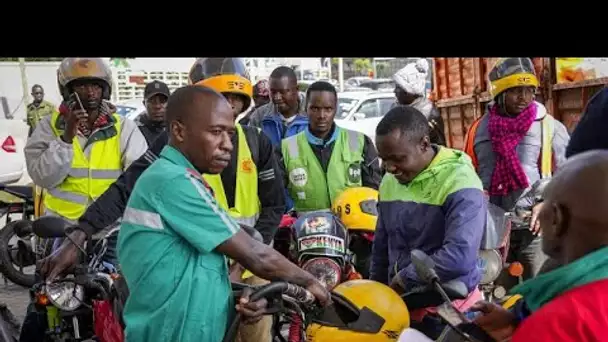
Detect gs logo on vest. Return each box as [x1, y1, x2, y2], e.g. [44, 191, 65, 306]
[289, 167, 308, 187]
[347, 162, 362, 183]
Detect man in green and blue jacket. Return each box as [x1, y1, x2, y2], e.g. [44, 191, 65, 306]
[370, 105, 486, 294]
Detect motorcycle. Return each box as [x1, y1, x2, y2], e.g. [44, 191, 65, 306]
[29, 216, 124, 342]
[292, 212, 360, 290]
[279, 212, 361, 340]
[223, 249, 495, 342]
[0, 183, 52, 287]
[477, 201, 527, 302]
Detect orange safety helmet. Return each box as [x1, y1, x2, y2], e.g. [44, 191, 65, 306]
[188, 58, 252, 111]
[57, 58, 113, 102]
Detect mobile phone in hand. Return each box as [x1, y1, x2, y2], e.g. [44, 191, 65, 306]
[69, 92, 85, 111]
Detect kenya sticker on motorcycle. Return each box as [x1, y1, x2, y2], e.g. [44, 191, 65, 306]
[298, 235, 345, 253]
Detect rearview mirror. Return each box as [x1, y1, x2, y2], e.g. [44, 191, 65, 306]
[411, 249, 439, 284]
[32, 216, 68, 238]
[530, 178, 551, 199]
[353, 113, 366, 121]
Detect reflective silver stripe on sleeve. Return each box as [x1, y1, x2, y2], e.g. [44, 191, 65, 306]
[285, 136, 299, 159]
[346, 130, 360, 152]
[143, 150, 158, 164]
[122, 207, 164, 230]
[258, 169, 275, 181]
[68, 168, 122, 179]
[187, 173, 240, 234]
[47, 188, 88, 205]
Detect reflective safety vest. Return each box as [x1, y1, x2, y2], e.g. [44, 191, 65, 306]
[203, 124, 261, 280]
[203, 123, 261, 227]
[44, 111, 123, 220]
[282, 128, 365, 213]
[464, 114, 555, 179]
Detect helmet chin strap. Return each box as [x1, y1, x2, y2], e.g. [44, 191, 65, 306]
[496, 92, 518, 117]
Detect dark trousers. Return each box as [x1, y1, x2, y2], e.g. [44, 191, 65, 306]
[497, 230, 548, 290]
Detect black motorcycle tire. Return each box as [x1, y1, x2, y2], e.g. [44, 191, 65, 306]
[0, 220, 36, 288]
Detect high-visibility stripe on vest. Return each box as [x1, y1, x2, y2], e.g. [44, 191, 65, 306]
[203, 124, 261, 280]
[203, 123, 261, 227]
[282, 128, 365, 213]
[44, 111, 123, 220]
[463, 115, 554, 179]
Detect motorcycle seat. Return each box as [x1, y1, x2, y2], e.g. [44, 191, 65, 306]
[0, 185, 33, 202]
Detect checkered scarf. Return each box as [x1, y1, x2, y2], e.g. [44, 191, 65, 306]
[488, 102, 537, 195]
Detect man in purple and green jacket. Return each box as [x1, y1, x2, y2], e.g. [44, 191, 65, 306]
[370, 105, 486, 295]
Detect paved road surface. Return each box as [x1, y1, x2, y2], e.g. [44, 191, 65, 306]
[0, 280, 29, 322]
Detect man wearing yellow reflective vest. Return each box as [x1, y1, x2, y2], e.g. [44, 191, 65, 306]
[282, 81, 382, 214]
[24, 57, 148, 227]
[189, 59, 286, 342]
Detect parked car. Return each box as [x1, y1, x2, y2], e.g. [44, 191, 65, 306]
[345, 76, 372, 89]
[335, 91, 396, 142]
[358, 78, 395, 91]
[0, 120, 25, 184]
[115, 98, 145, 121]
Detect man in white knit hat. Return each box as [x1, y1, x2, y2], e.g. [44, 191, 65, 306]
[392, 59, 446, 145]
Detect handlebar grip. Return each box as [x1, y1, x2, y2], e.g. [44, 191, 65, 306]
[285, 284, 315, 305]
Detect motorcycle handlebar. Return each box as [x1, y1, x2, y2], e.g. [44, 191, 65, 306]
[223, 281, 316, 342]
[247, 281, 315, 306]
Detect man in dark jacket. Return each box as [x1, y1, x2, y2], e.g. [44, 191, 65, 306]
[39, 58, 285, 280]
[565, 88, 608, 158]
[135, 80, 170, 145]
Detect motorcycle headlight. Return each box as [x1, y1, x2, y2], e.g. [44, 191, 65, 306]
[45, 281, 85, 311]
[478, 249, 503, 285]
[301, 257, 342, 291]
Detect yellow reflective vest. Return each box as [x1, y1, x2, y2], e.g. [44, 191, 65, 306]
[203, 123, 261, 280]
[203, 123, 261, 227]
[43, 111, 123, 221]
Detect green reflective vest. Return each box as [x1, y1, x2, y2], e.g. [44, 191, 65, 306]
[282, 129, 365, 213]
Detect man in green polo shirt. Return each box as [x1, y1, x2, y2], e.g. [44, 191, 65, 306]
[118, 85, 329, 342]
[281, 81, 382, 214]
